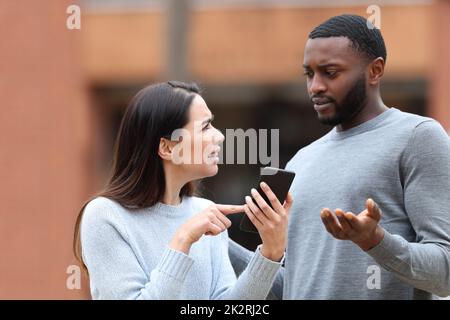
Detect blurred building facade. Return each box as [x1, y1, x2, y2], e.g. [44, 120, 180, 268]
[0, 0, 449, 299]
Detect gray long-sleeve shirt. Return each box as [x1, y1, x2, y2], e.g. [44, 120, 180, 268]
[282, 107, 450, 299]
[229, 107, 450, 299]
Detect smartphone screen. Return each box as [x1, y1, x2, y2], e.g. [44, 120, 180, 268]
[240, 167, 296, 233]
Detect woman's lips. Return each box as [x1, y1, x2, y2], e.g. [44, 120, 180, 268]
[207, 147, 220, 164]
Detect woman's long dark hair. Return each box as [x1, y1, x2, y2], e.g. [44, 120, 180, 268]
[74, 81, 201, 270]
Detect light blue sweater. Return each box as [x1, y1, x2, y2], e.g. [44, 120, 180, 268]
[80, 196, 282, 299]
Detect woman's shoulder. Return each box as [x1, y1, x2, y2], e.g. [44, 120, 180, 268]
[188, 196, 215, 210]
[82, 196, 125, 226]
[80, 197, 135, 261]
[84, 196, 122, 213]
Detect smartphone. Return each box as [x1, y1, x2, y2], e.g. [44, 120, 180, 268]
[240, 167, 296, 233]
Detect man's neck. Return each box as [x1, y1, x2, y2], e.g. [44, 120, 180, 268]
[337, 97, 388, 131]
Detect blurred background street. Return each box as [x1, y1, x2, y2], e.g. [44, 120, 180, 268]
[0, 0, 449, 299]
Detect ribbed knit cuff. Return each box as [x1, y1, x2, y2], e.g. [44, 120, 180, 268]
[245, 245, 282, 283]
[366, 230, 403, 267]
[156, 247, 194, 281]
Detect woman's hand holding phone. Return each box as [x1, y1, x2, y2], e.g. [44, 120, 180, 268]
[170, 204, 244, 254]
[244, 182, 293, 262]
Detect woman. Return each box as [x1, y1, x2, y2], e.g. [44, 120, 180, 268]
[73, 81, 293, 299]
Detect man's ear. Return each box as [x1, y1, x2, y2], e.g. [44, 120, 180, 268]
[368, 57, 385, 86]
[158, 137, 174, 161]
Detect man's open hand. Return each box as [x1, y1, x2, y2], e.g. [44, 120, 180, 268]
[320, 198, 385, 251]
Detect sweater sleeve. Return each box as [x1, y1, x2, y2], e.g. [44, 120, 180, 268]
[366, 120, 450, 297]
[80, 198, 194, 300]
[228, 238, 284, 300]
[209, 231, 282, 300]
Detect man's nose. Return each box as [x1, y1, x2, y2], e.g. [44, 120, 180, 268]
[309, 74, 327, 95]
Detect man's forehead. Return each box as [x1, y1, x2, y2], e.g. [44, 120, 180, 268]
[303, 37, 355, 65]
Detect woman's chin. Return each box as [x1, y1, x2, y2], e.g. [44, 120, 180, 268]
[198, 162, 219, 178]
[204, 156, 220, 173]
[185, 163, 219, 181]
[205, 164, 219, 177]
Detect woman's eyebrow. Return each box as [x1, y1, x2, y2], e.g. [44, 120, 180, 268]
[202, 115, 214, 126]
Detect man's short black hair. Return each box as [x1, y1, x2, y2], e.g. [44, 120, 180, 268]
[309, 14, 387, 63]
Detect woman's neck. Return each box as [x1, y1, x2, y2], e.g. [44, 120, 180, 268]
[161, 164, 188, 205]
[162, 187, 182, 205]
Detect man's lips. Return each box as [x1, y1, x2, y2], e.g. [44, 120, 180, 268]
[314, 102, 334, 112]
[311, 97, 333, 105]
[311, 97, 334, 112]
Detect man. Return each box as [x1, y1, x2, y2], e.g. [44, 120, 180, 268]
[230, 14, 450, 299]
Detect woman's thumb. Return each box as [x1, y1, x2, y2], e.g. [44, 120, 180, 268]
[283, 192, 294, 213]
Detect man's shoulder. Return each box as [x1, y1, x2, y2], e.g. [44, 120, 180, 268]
[393, 108, 435, 127]
[285, 109, 448, 169]
[391, 109, 448, 144]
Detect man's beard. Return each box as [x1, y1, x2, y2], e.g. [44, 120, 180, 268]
[317, 74, 367, 127]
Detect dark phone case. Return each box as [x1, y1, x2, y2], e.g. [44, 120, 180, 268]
[240, 167, 296, 233]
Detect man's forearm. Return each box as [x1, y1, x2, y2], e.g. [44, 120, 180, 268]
[366, 230, 450, 297]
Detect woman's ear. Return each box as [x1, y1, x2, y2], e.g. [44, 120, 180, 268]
[368, 57, 385, 86]
[158, 137, 174, 161]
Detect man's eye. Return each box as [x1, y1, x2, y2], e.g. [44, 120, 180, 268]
[303, 71, 313, 78]
[325, 70, 337, 77]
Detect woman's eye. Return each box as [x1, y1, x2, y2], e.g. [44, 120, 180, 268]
[203, 123, 212, 131]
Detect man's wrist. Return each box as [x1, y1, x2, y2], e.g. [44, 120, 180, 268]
[356, 226, 385, 252]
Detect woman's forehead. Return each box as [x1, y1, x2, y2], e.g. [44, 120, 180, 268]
[189, 95, 211, 120]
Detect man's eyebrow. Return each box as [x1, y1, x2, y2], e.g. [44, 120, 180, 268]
[317, 63, 341, 68]
[303, 63, 341, 69]
[202, 115, 214, 125]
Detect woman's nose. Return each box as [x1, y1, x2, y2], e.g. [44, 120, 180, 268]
[214, 128, 225, 144]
